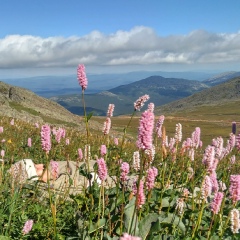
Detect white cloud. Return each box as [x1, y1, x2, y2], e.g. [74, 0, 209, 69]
[1, 26, 240, 69]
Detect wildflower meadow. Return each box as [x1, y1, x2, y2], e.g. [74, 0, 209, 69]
[0, 64, 240, 239]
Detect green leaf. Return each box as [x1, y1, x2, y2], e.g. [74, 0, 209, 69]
[139, 213, 158, 239]
[86, 112, 94, 122]
[124, 197, 139, 235]
[79, 164, 89, 178]
[89, 218, 106, 233]
[159, 213, 186, 233]
[0, 236, 11, 240]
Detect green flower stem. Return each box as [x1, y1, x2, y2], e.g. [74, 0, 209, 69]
[119, 110, 136, 157]
[191, 201, 205, 239]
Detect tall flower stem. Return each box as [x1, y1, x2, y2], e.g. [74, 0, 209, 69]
[119, 110, 136, 157]
[82, 90, 90, 144]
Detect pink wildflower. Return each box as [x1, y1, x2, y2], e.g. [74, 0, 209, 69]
[175, 198, 185, 215]
[120, 233, 141, 240]
[1, 150, 5, 158]
[66, 138, 70, 145]
[0, 127, 3, 133]
[134, 94, 150, 111]
[27, 138, 32, 147]
[202, 145, 215, 172]
[10, 119, 14, 125]
[97, 158, 108, 181]
[201, 175, 212, 200]
[136, 110, 154, 150]
[191, 127, 201, 148]
[22, 219, 33, 235]
[156, 115, 165, 138]
[229, 133, 236, 150]
[114, 137, 119, 145]
[211, 192, 223, 214]
[146, 167, 158, 190]
[136, 180, 145, 208]
[144, 145, 155, 165]
[50, 160, 59, 179]
[120, 162, 130, 182]
[231, 155, 236, 164]
[77, 64, 88, 90]
[174, 123, 182, 143]
[147, 102, 154, 112]
[100, 145, 107, 156]
[102, 117, 111, 135]
[188, 148, 195, 161]
[41, 124, 51, 153]
[230, 209, 240, 234]
[236, 132, 240, 151]
[34, 122, 39, 128]
[212, 137, 224, 159]
[133, 151, 140, 171]
[78, 148, 83, 160]
[229, 175, 240, 204]
[210, 171, 219, 193]
[107, 104, 115, 117]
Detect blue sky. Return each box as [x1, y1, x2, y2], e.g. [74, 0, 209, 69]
[1, 0, 240, 78]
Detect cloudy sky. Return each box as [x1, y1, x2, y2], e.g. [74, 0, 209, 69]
[1, 0, 240, 78]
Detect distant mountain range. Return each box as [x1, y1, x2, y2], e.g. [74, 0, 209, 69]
[3, 70, 217, 98]
[50, 76, 209, 116]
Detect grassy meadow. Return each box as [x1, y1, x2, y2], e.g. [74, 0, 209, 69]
[0, 70, 240, 239]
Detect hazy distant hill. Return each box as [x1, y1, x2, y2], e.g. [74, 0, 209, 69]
[51, 76, 209, 116]
[202, 71, 240, 86]
[155, 77, 240, 115]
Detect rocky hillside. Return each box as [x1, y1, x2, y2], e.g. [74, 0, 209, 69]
[0, 81, 95, 129]
[155, 77, 240, 114]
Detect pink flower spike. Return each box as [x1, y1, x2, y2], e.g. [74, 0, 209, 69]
[78, 148, 83, 160]
[0, 127, 3, 133]
[10, 119, 14, 125]
[102, 117, 111, 135]
[120, 162, 130, 182]
[136, 180, 145, 208]
[97, 158, 108, 181]
[27, 138, 32, 147]
[41, 124, 51, 153]
[211, 192, 224, 214]
[114, 137, 119, 145]
[50, 160, 59, 179]
[1, 150, 5, 158]
[134, 94, 150, 111]
[100, 145, 107, 156]
[107, 104, 115, 117]
[229, 175, 240, 204]
[77, 64, 88, 90]
[146, 167, 158, 190]
[136, 110, 154, 150]
[120, 233, 141, 240]
[22, 219, 33, 235]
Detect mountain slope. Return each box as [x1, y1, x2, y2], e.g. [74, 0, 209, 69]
[0, 81, 88, 129]
[52, 76, 209, 116]
[202, 71, 240, 86]
[155, 77, 240, 115]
